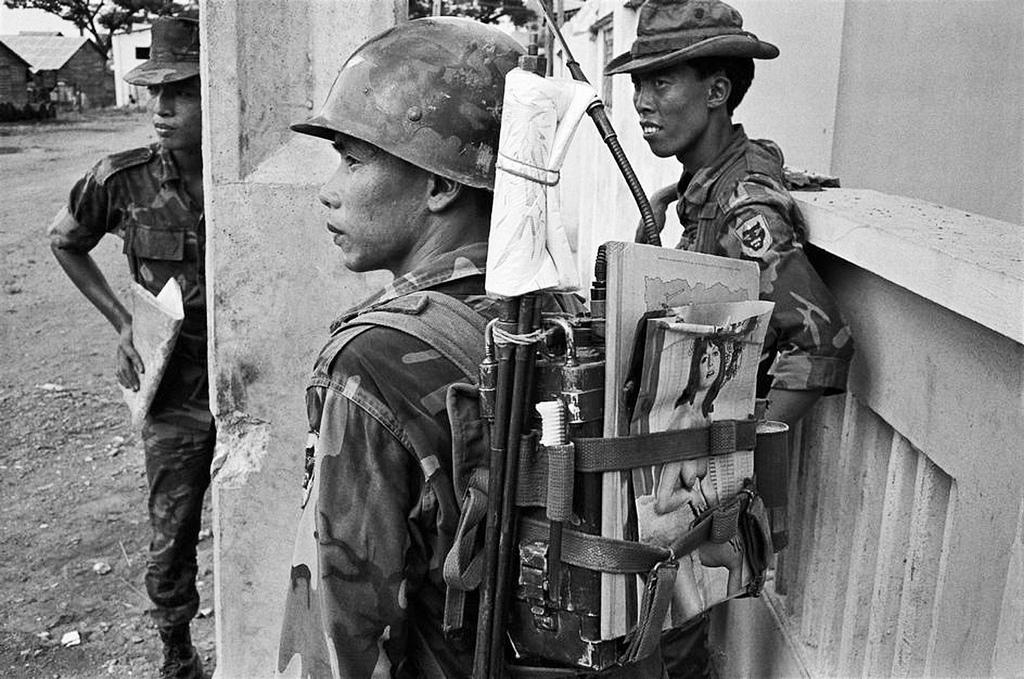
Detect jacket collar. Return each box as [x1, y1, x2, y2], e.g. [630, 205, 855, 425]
[330, 241, 488, 331]
[679, 124, 748, 208]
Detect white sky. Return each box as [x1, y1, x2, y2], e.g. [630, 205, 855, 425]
[0, 6, 81, 35]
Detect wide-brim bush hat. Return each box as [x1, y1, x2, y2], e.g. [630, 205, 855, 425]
[606, 0, 778, 75]
[124, 17, 200, 85]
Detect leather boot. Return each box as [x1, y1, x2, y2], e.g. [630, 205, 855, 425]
[159, 625, 204, 679]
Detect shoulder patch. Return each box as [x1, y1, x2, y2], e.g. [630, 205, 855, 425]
[94, 145, 155, 185]
[734, 213, 773, 258]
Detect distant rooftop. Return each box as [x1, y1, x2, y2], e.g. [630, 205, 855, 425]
[0, 33, 98, 71]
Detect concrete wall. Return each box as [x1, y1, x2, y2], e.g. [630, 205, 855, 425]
[199, 1, 404, 676]
[831, 0, 1023, 226]
[715, 191, 1024, 677]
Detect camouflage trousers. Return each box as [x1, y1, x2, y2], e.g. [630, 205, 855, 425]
[141, 342, 215, 632]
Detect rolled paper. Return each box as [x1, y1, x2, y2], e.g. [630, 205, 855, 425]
[486, 68, 597, 297]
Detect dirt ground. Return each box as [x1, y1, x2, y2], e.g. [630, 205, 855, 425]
[0, 110, 216, 677]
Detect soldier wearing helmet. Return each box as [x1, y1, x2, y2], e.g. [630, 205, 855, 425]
[277, 18, 523, 678]
[48, 15, 208, 679]
[606, 0, 853, 675]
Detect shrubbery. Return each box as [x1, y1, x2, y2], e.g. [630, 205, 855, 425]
[0, 101, 58, 122]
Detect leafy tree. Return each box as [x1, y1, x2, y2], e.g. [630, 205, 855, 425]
[2, 0, 189, 58]
[408, 0, 534, 26]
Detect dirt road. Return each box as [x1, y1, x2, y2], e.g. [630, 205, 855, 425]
[1, 111, 216, 677]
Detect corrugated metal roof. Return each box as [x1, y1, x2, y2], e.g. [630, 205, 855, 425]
[0, 34, 97, 72]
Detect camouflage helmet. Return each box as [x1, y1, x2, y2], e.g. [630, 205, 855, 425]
[291, 17, 524, 190]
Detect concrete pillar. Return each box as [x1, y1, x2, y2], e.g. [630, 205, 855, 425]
[198, 1, 405, 675]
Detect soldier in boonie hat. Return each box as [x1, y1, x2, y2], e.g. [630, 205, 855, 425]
[124, 16, 200, 85]
[49, 10, 212, 679]
[607, 3, 854, 673]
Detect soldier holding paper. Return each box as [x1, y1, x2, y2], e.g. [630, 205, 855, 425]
[48, 15, 209, 679]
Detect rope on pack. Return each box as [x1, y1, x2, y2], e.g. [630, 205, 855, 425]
[492, 324, 555, 346]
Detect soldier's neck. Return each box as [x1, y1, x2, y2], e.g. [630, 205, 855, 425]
[171, 146, 204, 181]
[678, 114, 733, 174]
[389, 211, 487, 280]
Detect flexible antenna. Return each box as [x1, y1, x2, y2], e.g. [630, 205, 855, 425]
[529, 0, 661, 248]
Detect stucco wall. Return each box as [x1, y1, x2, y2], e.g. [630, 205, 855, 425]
[831, 0, 1023, 225]
[200, 1, 404, 676]
[715, 192, 1024, 677]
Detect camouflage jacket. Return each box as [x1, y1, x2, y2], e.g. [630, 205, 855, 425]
[48, 143, 207, 340]
[278, 243, 498, 679]
[674, 125, 853, 394]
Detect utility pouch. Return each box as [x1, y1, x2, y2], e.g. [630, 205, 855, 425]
[737, 489, 772, 594]
[442, 381, 491, 637]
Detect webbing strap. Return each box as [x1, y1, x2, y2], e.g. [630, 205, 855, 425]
[517, 420, 757, 508]
[350, 291, 488, 381]
[571, 419, 757, 472]
[442, 486, 488, 633]
[545, 443, 574, 522]
[519, 517, 675, 574]
[620, 561, 678, 664]
[330, 291, 490, 636]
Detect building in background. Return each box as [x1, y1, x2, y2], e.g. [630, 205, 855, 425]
[0, 39, 30, 108]
[110, 25, 151, 107]
[0, 32, 113, 109]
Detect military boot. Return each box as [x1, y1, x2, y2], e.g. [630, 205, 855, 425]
[159, 625, 204, 679]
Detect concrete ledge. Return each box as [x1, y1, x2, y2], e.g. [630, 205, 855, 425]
[797, 188, 1024, 345]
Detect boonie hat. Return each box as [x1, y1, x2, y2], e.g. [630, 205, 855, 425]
[605, 0, 778, 76]
[124, 16, 200, 85]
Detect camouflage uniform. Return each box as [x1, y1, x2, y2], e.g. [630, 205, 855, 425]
[49, 143, 214, 633]
[673, 125, 853, 396]
[278, 242, 499, 679]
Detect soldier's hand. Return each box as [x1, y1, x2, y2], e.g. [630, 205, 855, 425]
[116, 324, 145, 391]
[634, 183, 675, 244]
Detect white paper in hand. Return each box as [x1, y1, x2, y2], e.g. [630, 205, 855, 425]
[121, 277, 184, 428]
[486, 69, 596, 297]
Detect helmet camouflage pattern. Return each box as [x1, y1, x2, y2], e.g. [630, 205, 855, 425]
[292, 17, 524, 190]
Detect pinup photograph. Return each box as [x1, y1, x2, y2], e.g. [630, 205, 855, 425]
[628, 300, 773, 625]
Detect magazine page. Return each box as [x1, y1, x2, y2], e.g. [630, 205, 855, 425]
[599, 242, 760, 639]
[628, 300, 773, 627]
[121, 277, 184, 428]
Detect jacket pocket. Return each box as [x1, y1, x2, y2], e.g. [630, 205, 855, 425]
[130, 224, 185, 261]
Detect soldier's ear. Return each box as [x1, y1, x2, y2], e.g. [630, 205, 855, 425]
[426, 173, 463, 213]
[707, 73, 731, 111]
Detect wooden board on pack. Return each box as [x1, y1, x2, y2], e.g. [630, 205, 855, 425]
[598, 241, 759, 639]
